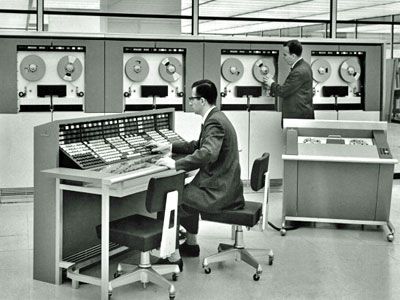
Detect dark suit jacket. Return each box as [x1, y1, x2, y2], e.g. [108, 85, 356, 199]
[270, 58, 314, 119]
[172, 108, 244, 213]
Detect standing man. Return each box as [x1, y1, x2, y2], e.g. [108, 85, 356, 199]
[153, 79, 245, 269]
[263, 39, 314, 121]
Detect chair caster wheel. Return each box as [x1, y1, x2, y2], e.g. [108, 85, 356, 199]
[172, 273, 178, 281]
[204, 267, 211, 274]
[169, 294, 175, 300]
[113, 271, 122, 278]
[280, 228, 286, 236]
[217, 246, 222, 253]
[108, 289, 112, 298]
[387, 234, 394, 242]
[253, 273, 260, 281]
[268, 255, 274, 265]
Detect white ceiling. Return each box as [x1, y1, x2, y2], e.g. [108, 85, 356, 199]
[180, 0, 400, 34]
[0, 0, 399, 33]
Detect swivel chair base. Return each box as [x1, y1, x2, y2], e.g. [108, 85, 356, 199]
[110, 251, 179, 299]
[202, 226, 273, 281]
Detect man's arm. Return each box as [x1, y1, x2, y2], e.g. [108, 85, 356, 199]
[175, 120, 224, 172]
[172, 140, 199, 155]
[270, 69, 305, 98]
[149, 138, 199, 155]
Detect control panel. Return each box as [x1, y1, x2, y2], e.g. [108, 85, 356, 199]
[298, 136, 373, 145]
[284, 120, 394, 161]
[59, 112, 185, 172]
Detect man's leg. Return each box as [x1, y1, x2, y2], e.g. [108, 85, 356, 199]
[155, 206, 199, 270]
[178, 204, 201, 257]
[179, 203, 200, 235]
[164, 183, 204, 263]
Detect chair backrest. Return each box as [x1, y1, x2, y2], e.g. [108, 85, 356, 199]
[250, 153, 270, 192]
[146, 171, 185, 213]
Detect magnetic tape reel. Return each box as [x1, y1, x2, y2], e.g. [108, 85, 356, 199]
[57, 55, 83, 82]
[311, 59, 332, 83]
[252, 59, 275, 83]
[19, 54, 46, 82]
[221, 58, 244, 82]
[339, 58, 361, 83]
[303, 137, 322, 144]
[158, 57, 183, 82]
[125, 56, 149, 82]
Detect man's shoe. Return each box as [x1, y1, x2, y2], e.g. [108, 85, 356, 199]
[179, 242, 200, 257]
[155, 258, 183, 272]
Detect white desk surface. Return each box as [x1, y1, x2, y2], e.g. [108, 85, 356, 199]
[283, 143, 398, 164]
[42, 167, 197, 197]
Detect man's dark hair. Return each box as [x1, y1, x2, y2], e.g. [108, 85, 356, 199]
[192, 79, 217, 105]
[284, 39, 303, 57]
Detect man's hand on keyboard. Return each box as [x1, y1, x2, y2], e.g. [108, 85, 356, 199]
[155, 156, 176, 169]
[147, 141, 172, 154]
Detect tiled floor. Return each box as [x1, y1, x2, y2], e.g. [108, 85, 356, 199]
[1, 180, 400, 300]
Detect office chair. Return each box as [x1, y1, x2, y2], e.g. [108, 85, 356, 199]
[201, 153, 273, 281]
[96, 171, 185, 300]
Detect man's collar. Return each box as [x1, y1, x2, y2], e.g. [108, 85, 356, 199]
[202, 106, 216, 124]
[291, 57, 303, 69]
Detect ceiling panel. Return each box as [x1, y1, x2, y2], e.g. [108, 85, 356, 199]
[106, 0, 182, 15]
[0, 12, 35, 30]
[338, 2, 400, 20]
[44, 0, 100, 10]
[0, 0, 34, 10]
[198, 0, 312, 17]
[198, 20, 315, 35]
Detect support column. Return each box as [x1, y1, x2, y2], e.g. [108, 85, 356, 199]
[329, 0, 337, 38]
[36, 0, 44, 31]
[192, 0, 199, 35]
[100, 0, 108, 33]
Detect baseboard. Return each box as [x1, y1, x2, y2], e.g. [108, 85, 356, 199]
[0, 188, 34, 203]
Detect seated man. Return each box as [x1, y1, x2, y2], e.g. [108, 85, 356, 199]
[154, 79, 245, 269]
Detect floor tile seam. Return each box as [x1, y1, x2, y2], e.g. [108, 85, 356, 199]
[309, 242, 400, 266]
[287, 234, 327, 252]
[387, 252, 400, 263]
[0, 248, 32, 254]
[0, 233, 28, 238]
[0, 247, 32, 252]
[355, 233, 400, 246]
[304, 235, 393, 251]
[301, 236, 364, 254]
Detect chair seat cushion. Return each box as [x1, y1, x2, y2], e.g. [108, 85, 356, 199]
[201, 201, 262, 227]
[96, 214, 163, 252]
